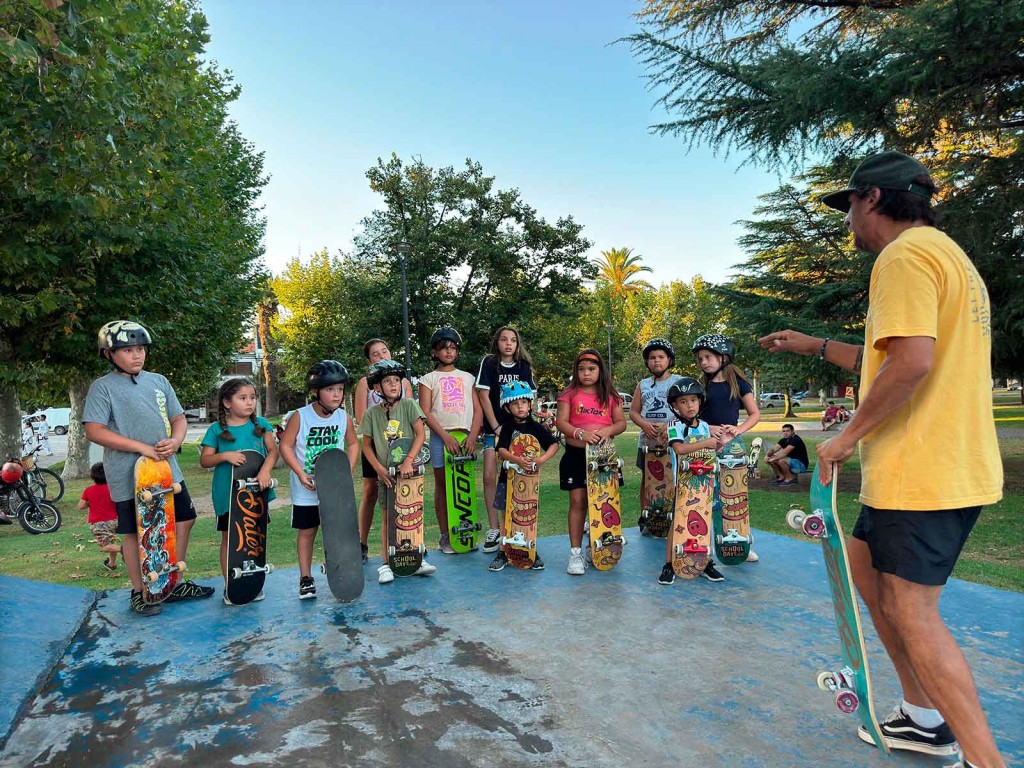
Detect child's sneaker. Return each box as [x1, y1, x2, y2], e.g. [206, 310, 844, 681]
[298, 575, 316, 599]
[488, 552, 508, 572]
[658, 563, 675, 585]
[530, 555, 545, 571]
[223, 590, 234, 606]
[129, 590, 161, 616]
[702, 561, 726, 582]
[360, 543, 368, 563]
[857, 707, 959, 755]
[102, 558, 117, 572]
[415, 559, 437, 576]
[378, 564, 395, 584]
[483, 528, 501, 553]
[746, 550, 760, 563]
[253, 591, 265, 602]
[638, 516, 649, 536]
[566, 547, 586, 575]
[165, 579, 215, 602]
[438, 535, 456, 555]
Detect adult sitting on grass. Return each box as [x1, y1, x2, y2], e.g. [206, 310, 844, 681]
[822, 401, 840, 431]
[764, 424, 809, 485]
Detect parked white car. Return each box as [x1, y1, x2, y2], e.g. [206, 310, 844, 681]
[759, 393, 800, 408]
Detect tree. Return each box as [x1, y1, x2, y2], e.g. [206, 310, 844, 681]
[256, 282, 280, 418]
[627, 0, 1023, 376]
[594, 247, 654, 300]
[1, 0, 267, 470]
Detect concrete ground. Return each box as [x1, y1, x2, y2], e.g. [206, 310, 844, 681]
[1, 527, 1020, 768]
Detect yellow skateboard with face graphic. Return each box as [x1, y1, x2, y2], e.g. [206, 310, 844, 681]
[500, 431, 542, 569]
[584, 442, 626, 571]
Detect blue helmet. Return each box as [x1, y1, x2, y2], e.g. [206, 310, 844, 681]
[499, 381, 534, 409]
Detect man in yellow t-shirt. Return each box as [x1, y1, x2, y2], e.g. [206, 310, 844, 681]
[759, 151, 1004, 768]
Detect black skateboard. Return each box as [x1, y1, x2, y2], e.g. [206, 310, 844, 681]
[226, 449, 275, 606]
[314, 448, 363, 601]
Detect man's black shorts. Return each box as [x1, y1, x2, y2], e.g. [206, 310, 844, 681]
[114, 480, 198, 535]
[851, 504, 981, 586]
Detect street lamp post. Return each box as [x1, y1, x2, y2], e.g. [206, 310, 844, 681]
[395, 240, 413, 371]
[605, 322, 614, 382]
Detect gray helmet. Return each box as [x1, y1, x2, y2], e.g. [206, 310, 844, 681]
[368, 359, 407, 387]
[667, 376, 705, 405]
[643, 338, 675, 364]
[97, 321, 152, 357]
[306, 360, 349, 390]
[691, 333, 735, 362]
[429, 327, 462, 349]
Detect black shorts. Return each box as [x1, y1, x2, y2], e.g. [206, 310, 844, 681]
[115, 480, 197, 535]
[291, 504, 321, 530]
[851, 505, 982, 586]
[216, 511, 272, 532]
[559, 445, 625, 491]
[361, 451, 376, 480]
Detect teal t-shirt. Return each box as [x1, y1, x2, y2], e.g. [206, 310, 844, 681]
[201, 418, 277, 516]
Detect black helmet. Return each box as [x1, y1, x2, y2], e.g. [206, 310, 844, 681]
[667, 376, 705, 404]
[368, 359, 407, 387]
[430, 327, 462, 349]
[691, 333, 735, 362]
[307, 360, 349, 390]
[643, 338, 675, 364]
[97, 321, 152, 357]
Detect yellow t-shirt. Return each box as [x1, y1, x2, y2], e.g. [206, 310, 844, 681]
[860, 227, 1002, 510]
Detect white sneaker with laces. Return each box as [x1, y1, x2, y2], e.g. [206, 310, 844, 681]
[567, 547, 586, 575]
[378, 564, 395, 584]
[415, 560, 437, 576]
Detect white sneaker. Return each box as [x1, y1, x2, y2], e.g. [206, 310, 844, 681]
[378, 564, 395, 584]
[415, 560, 436, 576]
[567, 547, 586, 575]
[253, 591, 265, 601]
[746, 550, 759, 563]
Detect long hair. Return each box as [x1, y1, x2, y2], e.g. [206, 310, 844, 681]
[216, 377, 266, 442]
[488, 326, 533, 366]
[562, 348, 617, 409]
[698, 357, 752, 401]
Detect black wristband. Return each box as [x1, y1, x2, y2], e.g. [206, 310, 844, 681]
[819, 338, 830, 361]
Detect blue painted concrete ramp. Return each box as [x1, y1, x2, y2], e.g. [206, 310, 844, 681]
[0, 530, 1021, 767]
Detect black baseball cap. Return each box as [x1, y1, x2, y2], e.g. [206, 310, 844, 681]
[821, 151, 935, 213]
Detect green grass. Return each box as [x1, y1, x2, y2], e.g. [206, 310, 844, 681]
[2, 433, 1021, 593]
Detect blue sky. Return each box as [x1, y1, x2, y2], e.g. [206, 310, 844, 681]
[202, 1, 787, 285]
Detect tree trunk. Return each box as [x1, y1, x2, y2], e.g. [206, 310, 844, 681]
[63, 378, 92, 480]
[257, 290, 280, 418]
[0, 336, 22, 459]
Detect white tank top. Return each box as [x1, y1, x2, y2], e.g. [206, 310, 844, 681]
[290, 403, 348, 506]
[638, 374, 682, 447]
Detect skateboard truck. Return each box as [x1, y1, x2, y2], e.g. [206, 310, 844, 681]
[679, 460, 713, 476]
[679, 538, 708, 555]
[235, 560, 275, 579]
[716, 528, 749, 546]
[817, 667, 860, 713]
[786, 506, 827, 538]
[502, 460, 538, 474]
[147, 560, 186, 582]
[592, 532, 625, 551]
[234, 478, 279, 491]
[139, 482, 182, 504]
[501, 530, 534, 549]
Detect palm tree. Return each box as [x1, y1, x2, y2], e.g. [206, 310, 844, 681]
[594, 247, 653, 299]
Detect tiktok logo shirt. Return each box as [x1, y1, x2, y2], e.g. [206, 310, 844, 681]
[557, 387, 622, 431]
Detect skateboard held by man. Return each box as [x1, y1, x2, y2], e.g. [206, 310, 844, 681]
[225, 449, 276, 606]
[584, 442, 625, 571]
[640, 444, 674, 538]
[383, 437, 429, 577]
[714, 442, 752, 565]
[444, 429, 481, 553]
[500, 431, 542, 569]
[314, 448, 362, 601]
[670, 449, 716, 578]
[786, 463, 888, 754]
[747, 436, 763, 480]
[134, 456, 185, 605]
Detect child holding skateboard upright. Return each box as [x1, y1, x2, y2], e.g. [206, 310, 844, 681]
[418, 327, 482, 554]
[279, 361, 359, 601]
[199, 377, 278, 604]
[487, 381, 559, 572]
[554, 349, 626, 576]
[692, 333, 761, 566]
[83, 320, 215, 617]
[656, 378, 720, 586]
[78, 462, 121, 572]
[360, 359, 436, 584]
[475, 327, 536, 555]
[629, 338, 683, 533]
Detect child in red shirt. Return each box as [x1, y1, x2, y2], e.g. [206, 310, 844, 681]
[78, 462, 121, 572]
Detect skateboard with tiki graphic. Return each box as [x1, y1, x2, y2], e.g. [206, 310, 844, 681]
[640, 444, 675, 538]
[225, 449, 276, 605]
[669, 449, 716, 578]
[747, 436, 763, 480]
[383, 437, 429, 577]
[444, 429, 481, 553]
[315, 448, 362, 601]
[715, 442, 752, 565]
[584, 442, 626, 570]
[500, 430, 542, 569]
[786, 463, 888, 754]
[134, 457, 185, 604]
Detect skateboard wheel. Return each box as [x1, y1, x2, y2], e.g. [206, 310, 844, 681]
[266, 563, 275, 574]
[529, 541, 536, 549]
[620, 534, 628, 546]
[320, 563, 326, 574]
[715, 534, 723, 546]
[235, 479, 246, 490]
[418, 544, 425, 554]
[140, 490, 154, 504]
[785, 508, 805, 530]
[176, 560, 187, 573]
[816, 671, 835, 691]
[588, 462, 598, 471]
[231, 567, 242, 579]
[584, 547, 592, 564]
[172, 482, 182, 494]
[147, 571, 159, 582]
[803, 514, 826, 538]
[387, 545, 395, 557]
[836, 691, 860, 713]
[641, 509, 650, 519]
[593, 538, 603, 551]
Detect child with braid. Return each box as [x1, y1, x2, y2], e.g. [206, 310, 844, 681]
[199, 377, 278, 604]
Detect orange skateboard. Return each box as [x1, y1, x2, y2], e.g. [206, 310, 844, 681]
[500, 430, 542, 569]
[134, 457, 185, 604]
[670, 449, 716, 578]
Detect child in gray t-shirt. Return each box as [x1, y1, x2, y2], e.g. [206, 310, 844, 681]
[84, 320, 215, 616]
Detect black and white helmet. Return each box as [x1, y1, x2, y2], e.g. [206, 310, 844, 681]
[691, 333, 735, 362]
[97, 321, 152, 357]
[642, 338, 675, 364]
[667, 376, 705, 405]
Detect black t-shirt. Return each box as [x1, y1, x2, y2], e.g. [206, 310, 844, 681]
[700, 378, 753, 427]
[496, 418, 556, 454]
[779, 434, 810, 467]
[475, 356, 536, 435]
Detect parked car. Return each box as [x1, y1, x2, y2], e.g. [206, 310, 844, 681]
[617, 392, 633, 407]
[793, 390, 810, 401]
[759, 393, 800, 408]
[1010, 384, 1022, 391]
[183, 408, 207, 422]
[28, 407, 71, 436]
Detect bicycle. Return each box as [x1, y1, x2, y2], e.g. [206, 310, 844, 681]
[22, 446, 65, 502]
[1, 458, 62, 534]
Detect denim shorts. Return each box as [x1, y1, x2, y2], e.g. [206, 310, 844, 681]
[789, 459, 807, 475]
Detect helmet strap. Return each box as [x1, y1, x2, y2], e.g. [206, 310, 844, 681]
[104, 350, 139, 385]
[312, 396, 339, 416]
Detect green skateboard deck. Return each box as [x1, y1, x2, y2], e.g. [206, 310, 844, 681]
[444, 429, 480, 553]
